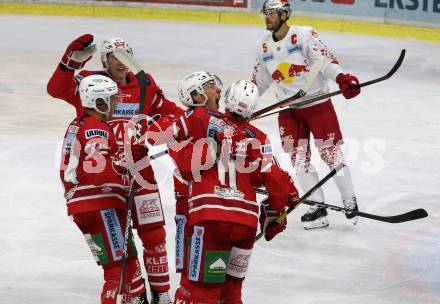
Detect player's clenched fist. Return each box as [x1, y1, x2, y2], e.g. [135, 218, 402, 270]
[61, 34, 96, 70]
[336, 73, 360, 99]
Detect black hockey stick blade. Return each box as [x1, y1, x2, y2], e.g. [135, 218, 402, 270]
[357, 208, 428, 223]
[252, 49, 406, 120]
[301, 200, 428, 224]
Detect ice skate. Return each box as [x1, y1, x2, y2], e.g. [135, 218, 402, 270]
[151, 290, 172, 304]
[343, 196, 359, 225]
[301, 204, 329, 230]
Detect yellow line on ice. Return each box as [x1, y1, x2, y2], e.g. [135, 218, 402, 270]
[1, 3, 439, 43]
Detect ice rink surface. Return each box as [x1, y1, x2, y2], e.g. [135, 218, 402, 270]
[1, 15, 439, 304]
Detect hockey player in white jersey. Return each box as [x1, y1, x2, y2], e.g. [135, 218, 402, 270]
[252, 0, 361, 229]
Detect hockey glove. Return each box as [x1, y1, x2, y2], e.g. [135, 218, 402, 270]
[61, 34, 96, 70]
[336, 73, 360, 99]
[131, 143, 149, 163]
[259, 199, 287, 241]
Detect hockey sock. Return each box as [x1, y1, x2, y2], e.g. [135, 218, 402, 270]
[140, 226, 170, 292]
[219, 275, 244, 304]
[296, 166, 325, 203]
[320, 146, 355, 200]
[191, 283, 222, 304]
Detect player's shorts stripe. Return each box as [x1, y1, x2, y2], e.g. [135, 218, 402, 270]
[189, 205, 258, 218]
[149, 281, 170, 286]
[189, 194, 258, 206]
[68, 193, 126, 204]
[75, 183, 125, 190]
[147, 272, 170, 277]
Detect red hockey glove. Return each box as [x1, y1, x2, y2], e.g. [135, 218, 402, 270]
[61, 34, 96, 70]
[131, 143, 148, 163]
[336, 73, 360, 99]
[259, 199, 287, 241]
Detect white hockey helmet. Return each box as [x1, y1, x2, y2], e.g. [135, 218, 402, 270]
[101, 37, 133, 69]
[79, 75, 120, 116]
[223, 80, 259, 120]
[178, 71, 222, 108]
[260, 0, 292, 18]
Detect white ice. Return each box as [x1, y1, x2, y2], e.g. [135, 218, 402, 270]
[0, 15, 439, 304]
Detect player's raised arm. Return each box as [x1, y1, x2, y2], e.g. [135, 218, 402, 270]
[47, 34, 96, 112]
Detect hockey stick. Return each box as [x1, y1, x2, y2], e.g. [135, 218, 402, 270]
[302, 200, 428, 223]
[149, 149, 168, 160]
[252, 58, 324, 118]
[255, 164, 344, 241]
[251, 49, 406, 120]
[113, 49, 150, 304]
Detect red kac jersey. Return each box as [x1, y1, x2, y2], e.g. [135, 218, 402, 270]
[172, 108, 296, 229]
[60, 115, 126, 215]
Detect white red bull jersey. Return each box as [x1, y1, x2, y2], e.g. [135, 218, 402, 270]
[252, 26, 343, 107]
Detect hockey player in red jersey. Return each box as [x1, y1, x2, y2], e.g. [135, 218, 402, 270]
[166, 71, 223, 304]
[48, 34, 183, 303]
[60, 75, 146, 304]
[252, 0, 361, 229]
[165, 80, 299, 303]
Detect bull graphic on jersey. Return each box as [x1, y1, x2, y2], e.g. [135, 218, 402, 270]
[140, 199, 161, 217]
[135, 193, 164, 225]
[229, 254, 250, 269]
[226, 247, 252, 279]
[272, 60, 309, 84]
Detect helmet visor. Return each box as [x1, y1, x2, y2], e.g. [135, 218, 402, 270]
[260, 7, 279, 18]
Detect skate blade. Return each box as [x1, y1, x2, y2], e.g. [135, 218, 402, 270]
[350, 216, 358, 226]
[303, 217, 330, 230]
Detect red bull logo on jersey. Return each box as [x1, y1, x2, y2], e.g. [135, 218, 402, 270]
[271, 61, 309, 84]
